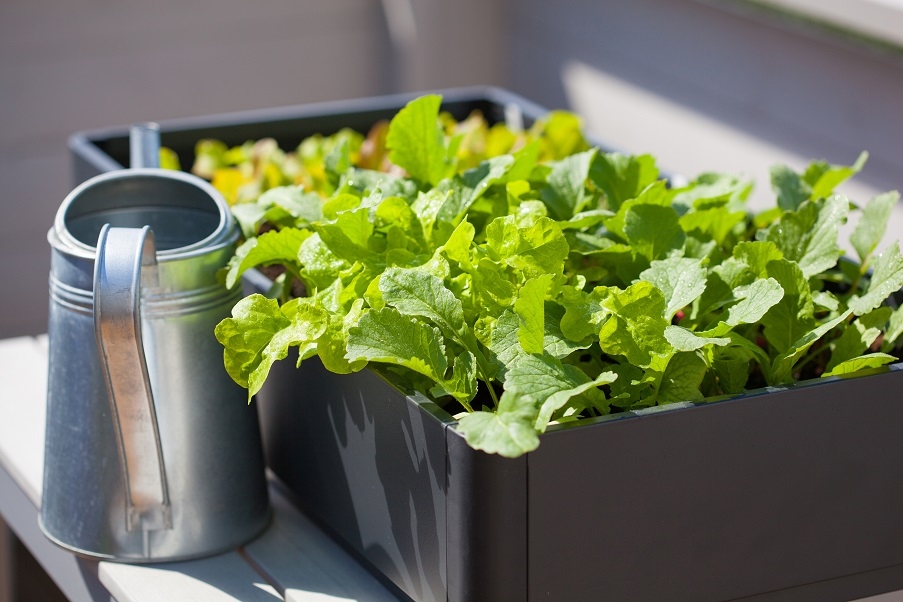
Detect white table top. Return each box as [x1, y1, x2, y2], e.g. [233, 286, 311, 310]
[0, 335, 402, 602]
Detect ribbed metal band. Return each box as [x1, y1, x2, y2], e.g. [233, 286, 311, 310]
[49, 275, 241, 318]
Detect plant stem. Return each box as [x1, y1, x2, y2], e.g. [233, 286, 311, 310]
[477, 361, 500, 407]
[276, 264, 306, 304]
[463, 335, 500, 408]
[795, 343, 826, 375]
[849, 269, 865, 298]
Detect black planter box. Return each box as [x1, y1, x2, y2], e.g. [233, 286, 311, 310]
[69, 88, 903, 602]
[252, 352, 903, 602]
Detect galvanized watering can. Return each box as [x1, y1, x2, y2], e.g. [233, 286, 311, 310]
[41, 125, 270, 561]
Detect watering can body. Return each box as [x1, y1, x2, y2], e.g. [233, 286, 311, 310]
[41, 167, 270, 561]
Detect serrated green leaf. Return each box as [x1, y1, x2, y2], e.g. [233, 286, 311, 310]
[215, 294, 327, 399]
[823, 353, 896, 377]
[536, 110, 589, 159]
[472, 257, 517, 310]
[489, 310, 524, 374]
[503, 353, 614, 429]
[375, 195, 424, 243]
[339, 167, 418, 201]
[693, 258, 754, 320]
[678, 206, 746, 246]
[765, 195, 847, 278]
[664, 325, 730, 351]
[379, 266, 496, 386]
[771, 309, 852, 384]
[386, 94, 451, 185]
[536, 367, 616, 429]
[558, 209, 614, 231]
[215, 295, 289, 391]
[589, 152, 659, 211]
[770, 164, 812, 211]
[439, 219, 475, 269]
[851, 191, 900, 266]
[230, 203, 270, 239]
[812, 290, 840, 311]
[485, 215, 569, 277]
[882, 305, 903, 352]
[604, 180, 672, 242]
[672, 172, 752, 213]
[346, 307, 476, 401]
[504, 140, 541, 183]
[658, 351, 707, 404]
[491, 303, 593, 382]
[712, 345, 756, 394]
[313, 207, 383, 266]
[317, 298, 367, 374]
[559, 286, 603, 343]
[260, 185, 324, 225]
[595, 282, 671, 367]
[346, 307, 446, 376]
[433, 156, 515, 240]
[542, 302, 594, 358]
[726, 277, 784, 327]
[455, 392, 540, 458]
[380, 267, 466, 341]
[411, 188, 450, 246]
[225, 228, 310, 289]
[623, 204, 685, 261]
[430, 350, 478, 402]
[514, 274, 554, 354]
[806, 151, 867, 199]
[761, 260, 815, 353]
[540, 149, 597, 220]
[639, 257, 707, 319]
[849, 242, 903, 316]
[297, 233, 349, 291]
[733, 241, 784, 278]
[827, 307, 891, 371]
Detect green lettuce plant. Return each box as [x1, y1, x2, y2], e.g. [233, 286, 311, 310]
[208, 94, 903, 458]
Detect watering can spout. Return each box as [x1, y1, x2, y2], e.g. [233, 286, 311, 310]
[130, 122, 161, 169]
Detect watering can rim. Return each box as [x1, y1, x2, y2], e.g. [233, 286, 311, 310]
[50, 168, 237, 261]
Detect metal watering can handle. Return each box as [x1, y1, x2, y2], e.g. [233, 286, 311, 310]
[94, 224, 172, 534]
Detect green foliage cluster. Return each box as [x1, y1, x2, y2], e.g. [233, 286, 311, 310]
[209, 94, 903, 457]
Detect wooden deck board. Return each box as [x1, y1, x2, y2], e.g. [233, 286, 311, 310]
[244, 486, 400, 602]
[99, 553, 282, 602]
[0, 335, 49, 505]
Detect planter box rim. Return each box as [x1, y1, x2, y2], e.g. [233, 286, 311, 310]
[67, 85, 552, 170]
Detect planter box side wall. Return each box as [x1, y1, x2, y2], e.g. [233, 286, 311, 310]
[446, 428, 527, 602]
[528, 368, 903, 601]
[255, 351, 450, 602]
